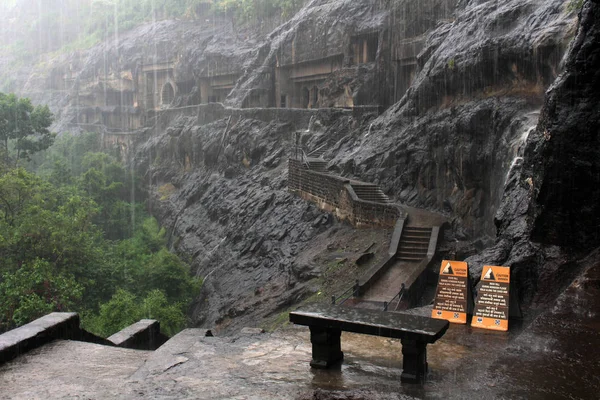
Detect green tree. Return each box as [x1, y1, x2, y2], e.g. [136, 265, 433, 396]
[108, 217, 201, 302]
[83, 288, 187, 337]
[0, 168, 106, 307]
[141, 289, 187, 336]
[0, 259, 83, 331]
[84, 288, 140, 337]
[1, 131, 200, 338]
[0, 93, 55, 163]
[48, 160, 73, 187]
[567, 0, 584, 12]
[79, 152, 133, 239]
[144, 248, 200, 302]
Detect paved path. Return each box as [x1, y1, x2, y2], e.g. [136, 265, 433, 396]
[362, 260, 415, 302]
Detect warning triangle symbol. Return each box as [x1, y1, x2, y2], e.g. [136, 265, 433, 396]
[442, 263, 454, 275]
[483, 268, 495, 281]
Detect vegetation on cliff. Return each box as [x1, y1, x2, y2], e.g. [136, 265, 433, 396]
[0, 0, 307, 59]
[0, 108, 200, 336]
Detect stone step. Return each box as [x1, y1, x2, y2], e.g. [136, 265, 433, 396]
[397, 250, 427, 257]
[398, 245, 429, 252]
[402, 231, 431, 237]
[400, 237, 430, 244]
[352, 188, 385, 193]
[353, 192, 388, 197]
[398, 247, 428, 254]
[350, 184, 379, 189]
[308, 148, 327, 158]
[355, 198, 391, 204]
[399, 247, 428, 254]
[351, 188, 383, 194]
[350, 184, 391, 204]
[403, 226, 432, 232]
[353, 192, 386, 198]
[354, 195, 391, 202]
[402, 235, 431, 241]
[402, 230, 431, 237]
[351, 185, 379, 190]
[397, 255, 425, 262]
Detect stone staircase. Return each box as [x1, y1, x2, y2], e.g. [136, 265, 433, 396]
[396, 227, 432, 262]
[350, 183, 392, 203]
[351, 224, 438, 310]
[291, 142, 445, 312]
[306, 158, 328, 173]
[307, 145, 328, 158]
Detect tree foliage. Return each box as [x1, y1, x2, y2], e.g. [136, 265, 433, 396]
[0, 93, 55, 162]
[1, 0, 308, 60]
[83, 288, 187, 337]
[0, 259, 83, 329]
[213, 0, 307, 22]
[0, 131, 201, 336]
[567, 0, 584, 13]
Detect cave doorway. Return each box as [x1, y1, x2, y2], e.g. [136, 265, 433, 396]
[310, 85, 318, 108]
[301, 87, 310, 108]
[161, 82, 175, 106]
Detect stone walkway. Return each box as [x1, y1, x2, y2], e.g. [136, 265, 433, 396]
[361, 260, 414, 302]
[1, 246, 597, 400]
[1, 280, 599, 400]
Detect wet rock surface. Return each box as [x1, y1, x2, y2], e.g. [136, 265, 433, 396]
[121, 0, 591, 333]
[130, 0, 585, 332]
[465, 0, 600, 304]
[483, 257, 600, 399]
[134, 112, 395, 331]
[2, 270, 599, 400]
[329, 0, 576, 240]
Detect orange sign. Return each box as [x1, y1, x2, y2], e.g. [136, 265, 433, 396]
[471, 266, 510, 331]
[431, 260, 469, 324]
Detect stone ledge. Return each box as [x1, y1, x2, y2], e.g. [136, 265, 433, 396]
[0, 312, 80, 365]
[107, 319, 168, 350]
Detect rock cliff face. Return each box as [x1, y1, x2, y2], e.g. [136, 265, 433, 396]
[328, 0, 575, 239]
[134, 113, 336, 331]
[467, 0, 600, 305]
[2, 0, 595, 331]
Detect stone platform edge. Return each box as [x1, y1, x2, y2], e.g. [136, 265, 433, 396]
[108, 319, 168, 350]
[0, 313, 168, 365]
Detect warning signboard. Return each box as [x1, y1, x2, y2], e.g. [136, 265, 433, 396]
[431, 260, 469, 324]
[471, 266, 510, 332]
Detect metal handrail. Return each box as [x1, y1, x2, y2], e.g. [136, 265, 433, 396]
[307, 142, 328, 158]
[383, 283, 406, 312]
[292, 146, 312, 169]
[332, 280, 360, 306]
[291, 131, 312, 168]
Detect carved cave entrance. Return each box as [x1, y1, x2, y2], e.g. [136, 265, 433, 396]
[161, 82, 175, 106]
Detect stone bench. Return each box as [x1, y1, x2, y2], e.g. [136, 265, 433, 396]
[289, 304, 449, 383]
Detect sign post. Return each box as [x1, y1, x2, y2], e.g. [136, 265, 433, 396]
[431, 260, 470, 324]
[471, 265, 511, 331]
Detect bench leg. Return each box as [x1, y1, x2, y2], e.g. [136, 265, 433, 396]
[400, 339, 428, 383]
[309, 326, 344, 369]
